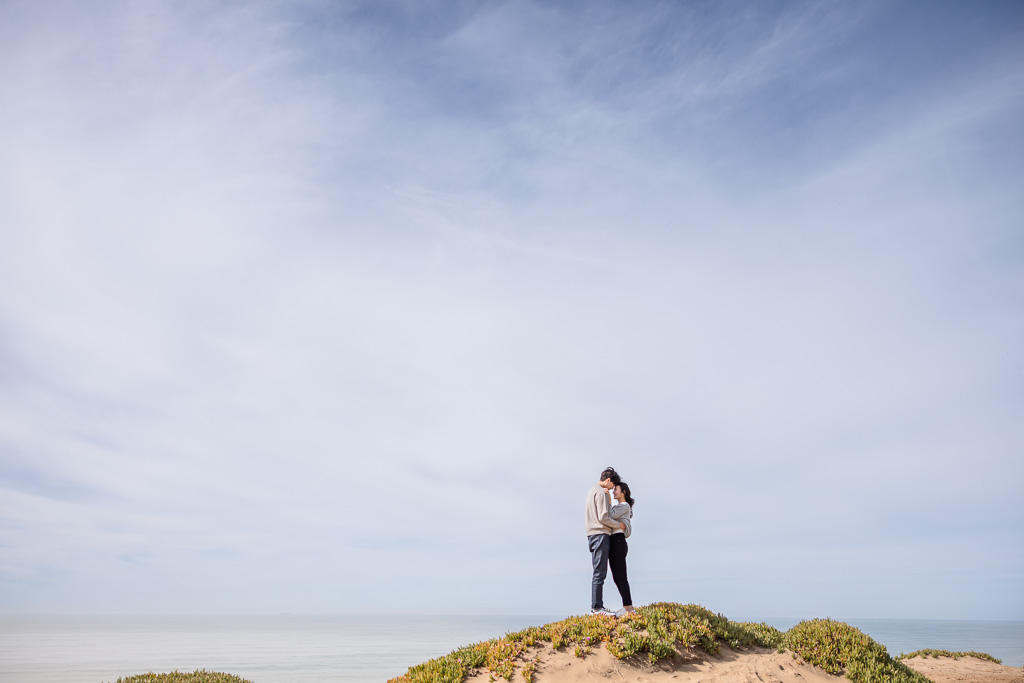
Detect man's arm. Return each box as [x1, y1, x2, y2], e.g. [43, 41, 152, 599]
[596, 490, 623, 530]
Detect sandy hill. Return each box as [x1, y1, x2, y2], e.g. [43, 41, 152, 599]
[461, 641, 1024, 683]
[389, 602, 1023, 683]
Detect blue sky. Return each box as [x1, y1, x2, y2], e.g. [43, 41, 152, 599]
[1, 0, 1022, 619]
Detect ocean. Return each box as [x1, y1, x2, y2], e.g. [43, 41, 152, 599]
[1, 614, 1021, 683]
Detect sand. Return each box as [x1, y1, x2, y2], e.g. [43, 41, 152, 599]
[901, 655, 1024, 683]
[463, 643, 1023, 683]
[465, 643, 843, 683]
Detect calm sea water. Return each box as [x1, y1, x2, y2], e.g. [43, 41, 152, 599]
[0, 615, 556, 683]
[0, 614, 1021, 683]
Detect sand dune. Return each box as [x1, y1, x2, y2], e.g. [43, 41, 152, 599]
[463, 642, 1022, 683]
[392, 605, 1020, 683]
[465, 642, 844, 683]
[901, 655, 1024, 683]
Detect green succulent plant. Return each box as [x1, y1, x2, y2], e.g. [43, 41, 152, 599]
[109, 671, 253, 683]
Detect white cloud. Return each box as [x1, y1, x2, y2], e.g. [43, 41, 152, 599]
[0, 0, 1021, 617]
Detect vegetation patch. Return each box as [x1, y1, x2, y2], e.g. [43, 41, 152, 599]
[781, 619, 929, 683]
[899, 648, 1002, 664]
[108, 672, 253, 683]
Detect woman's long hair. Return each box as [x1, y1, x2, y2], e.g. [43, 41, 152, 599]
[618, 481, 635, 509]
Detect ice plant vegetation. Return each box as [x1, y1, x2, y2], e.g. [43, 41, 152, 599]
[108, 671, 253, 683]
[899, 649, 1002, 664]
[782, 618, 928, 682]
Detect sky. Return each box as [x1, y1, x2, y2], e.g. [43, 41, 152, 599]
[1, 0, 1022, 620]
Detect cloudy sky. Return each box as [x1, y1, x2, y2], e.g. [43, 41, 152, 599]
[1, 0, 1022, 620]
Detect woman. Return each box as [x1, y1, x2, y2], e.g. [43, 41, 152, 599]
[608, 481, 635, 613]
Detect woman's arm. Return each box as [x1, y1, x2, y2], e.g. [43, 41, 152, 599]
[611, 505, 632, 537]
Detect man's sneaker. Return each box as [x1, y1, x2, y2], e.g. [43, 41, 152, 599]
[590, 608, 616, 616]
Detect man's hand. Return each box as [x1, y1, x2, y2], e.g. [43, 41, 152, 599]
[620, 523, 626, 529]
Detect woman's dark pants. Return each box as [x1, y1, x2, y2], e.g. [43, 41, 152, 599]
[609, 533, 632, 607]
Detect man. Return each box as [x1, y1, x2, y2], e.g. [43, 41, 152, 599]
[585, 466, 626, 615]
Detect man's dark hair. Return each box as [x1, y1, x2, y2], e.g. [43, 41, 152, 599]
[600, 467, 621, 485]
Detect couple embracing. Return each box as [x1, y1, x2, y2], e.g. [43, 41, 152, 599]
[584, 466, 635, 616]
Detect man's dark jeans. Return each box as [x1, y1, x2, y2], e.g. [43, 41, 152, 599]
[588, 533, 611, 611]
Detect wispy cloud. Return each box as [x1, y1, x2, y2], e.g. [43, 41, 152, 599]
[1, 0, 1022, 617]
